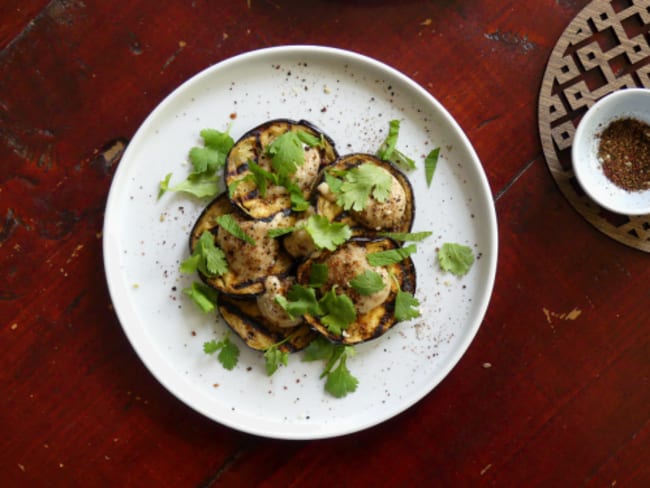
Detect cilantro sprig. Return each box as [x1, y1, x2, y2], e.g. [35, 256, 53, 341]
[376, 119, 416, 171]
[304, 215, 352, 251]
[263, 335, 294, 376]
[266, 215, 351, 252]
[303, 337, 359, 398]
[274, 285, 321, 319]
[266, 130, 321, 177]
[204, 332, 240, 370]
[160, 173, 221, 199]
[180, 231, 228, 277]
[275, 283, 356, 335]
[245, 159, 278, 197]
[395, 288, 420, 321]
[319, 287, 357, 335]
[329, 163, 393, 212]
[159, 127, 233, 199]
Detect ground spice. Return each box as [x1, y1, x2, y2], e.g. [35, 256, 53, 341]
[597, 117, 650, 191]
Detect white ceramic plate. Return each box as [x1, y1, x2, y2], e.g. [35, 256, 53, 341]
[103, 46, 498, 439]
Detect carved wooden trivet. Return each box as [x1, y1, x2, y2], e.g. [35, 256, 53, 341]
[539, 0, 650, 251]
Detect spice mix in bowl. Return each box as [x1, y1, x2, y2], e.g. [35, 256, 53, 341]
[572, 88, 650, 215]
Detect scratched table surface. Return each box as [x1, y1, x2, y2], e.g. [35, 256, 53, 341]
[2, 0, 649, 486]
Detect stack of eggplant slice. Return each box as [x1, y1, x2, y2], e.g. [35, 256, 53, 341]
[189, 119, 417, 353]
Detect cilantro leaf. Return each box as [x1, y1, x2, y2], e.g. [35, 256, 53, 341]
[288, 187, 311, 212]
[203, 333, 240, 370]
[189, 146, 225, 175]
[158, 173, 172, 199]
[319, 288, 356, 335]
[157, 126, 232, 201]
[337, 163, 393, 211]
[266, 131, 306, 177]
[425, 147, 440, 187]
[438, 242, 474, 276]
[349, 270, 386, 296]
[202, 244, 228, 276]
[203, 340, 220, 355]
[302, 336, 335, 362]
[302, 338, 359, 398]
[264, 347, 288, 376]
[183, 282, 218, 313]
[296, 129, 322, 147]
[215, 214, 255, 245]
[275, 284, 322, 318]
[377, 119, 416, 171]
[267, 226, 296, 238]
[325, 353, 359, 398]
[218, 340, 240, 370]
[200, 128, 234, 153]
[179, 253, 201, 274]
[263, 334, 294, 373]
[309, 262, 328, 288]
[324, 171, 343, 194]
[264, 345, 289, 376]
[227, 179, 242, 199]
[304, 214, 352, 251]
[180, 231, 228, 277]
[189, 128, 233, 175]
[388, 148, 416, 171]
[167, 173, 221, 199]
[276, 175, 311, 212]
[395, 289, 420, 321]
[247, 159, 278, 197]
[320, 344, 350, 376]
[367, 244, 417, 266]
[377, 119, 400, 161]
[379, 231, 433, 242]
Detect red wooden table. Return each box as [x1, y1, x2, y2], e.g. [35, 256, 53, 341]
[2, 0, 649, 486]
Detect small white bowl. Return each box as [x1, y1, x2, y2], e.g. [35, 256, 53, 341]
[572, 88, 650, 215]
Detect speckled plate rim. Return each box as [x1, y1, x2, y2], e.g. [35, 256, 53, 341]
[102, 45, 498, 440]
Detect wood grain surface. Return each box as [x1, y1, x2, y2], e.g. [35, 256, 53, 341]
[1, 0, 649, 486]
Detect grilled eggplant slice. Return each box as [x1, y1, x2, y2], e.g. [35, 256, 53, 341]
[189, 193, 295, 296]
[316, 153, 414, 234]
[226, 119, 338, 220]
[295, 237, 417, 345]
[218, 294, 318, 352]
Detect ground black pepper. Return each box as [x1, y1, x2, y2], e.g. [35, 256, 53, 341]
[597, 117, 650, 191]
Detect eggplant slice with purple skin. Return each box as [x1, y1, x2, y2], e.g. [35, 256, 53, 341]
[189, 193, 295, 297]
[218, 294, 318, 352]
[295, 237, 417, 345]
[225, 119, 338, 220]
[315, 153, 415, 235]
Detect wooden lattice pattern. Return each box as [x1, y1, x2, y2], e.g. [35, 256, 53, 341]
[539, 0, 650, 251]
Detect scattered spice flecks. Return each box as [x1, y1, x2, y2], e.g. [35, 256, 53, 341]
[597, 117, 650, 191]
